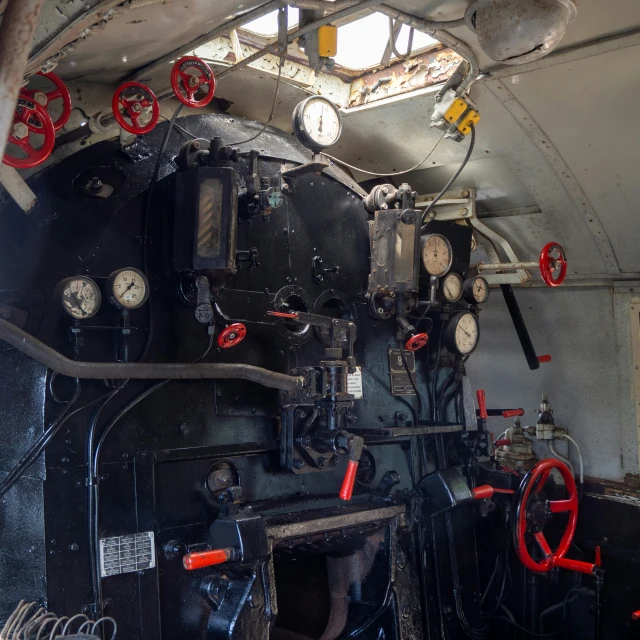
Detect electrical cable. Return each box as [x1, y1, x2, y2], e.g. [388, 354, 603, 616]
[0, 382, 83, 499]
[140, 103, 184, 363]
[420, 124, 476, 232]
[324, 131, 445, 177]
[229, 55, 284, 146]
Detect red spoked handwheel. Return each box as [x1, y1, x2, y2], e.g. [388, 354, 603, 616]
[3, 94, 55, 169]
[112, 81, 159, 135]
[217, 323, 247, 349]
[405, 333, 428, 352]
[513, 458, 578, 573]
[22, 72, 72, 131]
[539, 242, 567, 287]
[171, 56, 216, 108]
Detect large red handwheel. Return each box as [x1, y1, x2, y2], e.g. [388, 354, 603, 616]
[112, 81, 159, 135]
[405, 333, 428, 352]
[539, 242, 567, 287]
[22, 71, 72, 130]
[217, 323, 247, 349]
[171, 56, 216, 108]
[3, 94, 55, 169]
[513, 458, 578, 573]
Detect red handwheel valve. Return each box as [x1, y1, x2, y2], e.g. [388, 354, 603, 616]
[405, 332, 428, 352]
[539, 242, 567, 287]
[22, 71, 72, 131]
[513, 458, 598, 575]
[217, 323, 247, 349]
[112, 81, 160, 135]
[3, 94, 55, 169]
[171, 56, 216, 108]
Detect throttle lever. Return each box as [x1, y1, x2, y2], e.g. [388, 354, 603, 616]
[339, 435, 364, 501]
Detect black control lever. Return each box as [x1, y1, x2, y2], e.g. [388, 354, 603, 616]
[500, 284, 540, 370]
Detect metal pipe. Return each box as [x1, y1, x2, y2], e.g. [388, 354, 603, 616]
[0, 318, 305, 390]
[0, 0, 47, 162]
[478, 261, 539, 272]
[558, 433, 584, 485]
[548, 439, 575, 477]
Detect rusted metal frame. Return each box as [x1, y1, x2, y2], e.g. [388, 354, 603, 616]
[130, 0, 281, 81]
[485, 79, 620, 275]
[0, 0, 47, 164]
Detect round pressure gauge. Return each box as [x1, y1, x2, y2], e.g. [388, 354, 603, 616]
[444, 311, 480, 356]
[421, 234, 453, 277]
[463, 276, 490, 304]
[107, 268, 149, 310]
[55, 276, 101, 320]
[292, 96, 342, 151]
[442, 272, 463, 303]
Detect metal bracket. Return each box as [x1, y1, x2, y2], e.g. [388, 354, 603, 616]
[416, 188, 530, 284]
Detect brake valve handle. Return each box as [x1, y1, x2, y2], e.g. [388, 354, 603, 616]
[183, 547, 239, 570]
[477, 389, 488, 422]
[339, 435, 364, 501]
[502, 409, 524, 418]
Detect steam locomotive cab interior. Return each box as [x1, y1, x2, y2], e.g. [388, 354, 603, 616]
[0, 0, 639, 639]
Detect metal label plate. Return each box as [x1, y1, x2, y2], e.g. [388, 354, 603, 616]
[99, 531, 155, 578]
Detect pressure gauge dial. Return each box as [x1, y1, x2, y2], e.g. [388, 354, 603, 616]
[421, 234, 453, 277]
[442, 272, 463, 303]
[107, 268, 149, 310]
[55, 276, 101, 320]
[463, 276, 490, 304]
[444, 311, 479, 356]
[292, 96, 342, 151]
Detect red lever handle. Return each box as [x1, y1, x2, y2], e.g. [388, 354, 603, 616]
[183, 548, 235, 570]
[502, 409, 524, 418]
[477, 390, 488, 420]
[471, 485, 515, 500]
[632, 610, 640, 621]
[340, 460, 359, 501]
[537, 355, 552, 363]
[494, 439, 512, 447]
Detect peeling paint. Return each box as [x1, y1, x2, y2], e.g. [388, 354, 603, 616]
[348, 49, 462, 108]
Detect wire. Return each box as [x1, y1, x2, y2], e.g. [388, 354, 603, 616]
[229, 55, 285, 146]
[324, 131, 445, 177]
[159, 114, 197, 140]
[420, 124, 476, 232]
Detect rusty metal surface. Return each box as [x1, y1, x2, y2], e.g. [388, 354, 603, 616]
[0, 0, 47, 163]
[348, 47, 461, 107]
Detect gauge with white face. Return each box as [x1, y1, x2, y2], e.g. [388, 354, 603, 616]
[421, 234, 452, 277]
[292, 96, 342, 151]
[444, 311, 479, 356]
[107, 268, 149, 310]
[463, 276, 490, 304]
[55, 276, 101, 320]
[442, 272, 463, 303]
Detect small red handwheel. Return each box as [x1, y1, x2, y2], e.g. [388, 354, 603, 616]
[405, 333, 428, 352]
[171, 56, 216, 108]
[112, 81, 159, 135]
[22, 71, 72, 131]
[539, 242, 567, 287]
[218, 323, 247, 349]
[513, 458, 578, 573]
[3, 94, 56, 169]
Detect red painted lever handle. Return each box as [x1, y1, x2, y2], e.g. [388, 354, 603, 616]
[183, 548, 234, 570]
[340, 460, 359, 501]
[502, 409, 524, 418]
[477, 390, 488, 420]
[494, 439, 512, 447]
[537, 354, 552, 363]
[632, 610, 640, 621]
[471, 485, 515, 500]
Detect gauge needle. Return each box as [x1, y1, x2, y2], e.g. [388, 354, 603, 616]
[460, 326, 472, 339]
[71, 292, 87, 315]
[117, 281, 136, 299]
[319, 108, 324, 133]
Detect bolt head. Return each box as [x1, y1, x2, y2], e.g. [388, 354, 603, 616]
[132, 103, 142, 113]
[33, 91, 48, 107]
[12, 122, 28, 139]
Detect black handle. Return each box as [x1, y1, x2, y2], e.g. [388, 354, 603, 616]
[500, 284, 540, 370]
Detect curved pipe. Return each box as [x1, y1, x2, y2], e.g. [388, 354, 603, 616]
[548, 439, 575, 477]
[0, 318, 305, 391]
[558, 434, 584, 485]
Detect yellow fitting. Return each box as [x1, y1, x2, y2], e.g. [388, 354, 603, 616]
[444, 98, 468, 124]
[318, 24, 338, 57]
[457, 109, 480, 135]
